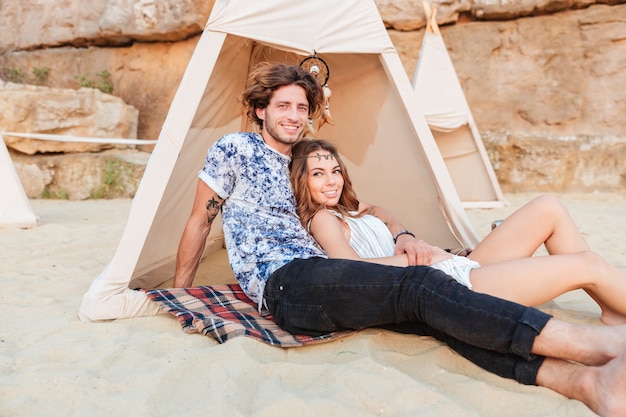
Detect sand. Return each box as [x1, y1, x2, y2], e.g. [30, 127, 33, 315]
[1, 192, 624, 417]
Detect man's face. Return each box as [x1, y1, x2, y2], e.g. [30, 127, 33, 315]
[255, 84, 309, 155]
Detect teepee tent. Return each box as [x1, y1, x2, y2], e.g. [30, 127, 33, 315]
[413, 2, 507, 208]
[79, 0, 481, 322]
[0, 135, 37, 228]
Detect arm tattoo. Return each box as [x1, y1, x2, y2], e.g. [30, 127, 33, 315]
[205, 197, 222, 224]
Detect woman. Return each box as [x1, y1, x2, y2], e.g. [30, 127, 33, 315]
[289, 138, 626, 325]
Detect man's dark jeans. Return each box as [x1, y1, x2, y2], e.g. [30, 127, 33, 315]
[264, 257, 551, 385]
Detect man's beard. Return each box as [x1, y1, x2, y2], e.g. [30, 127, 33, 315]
[263, 117, 303, 146]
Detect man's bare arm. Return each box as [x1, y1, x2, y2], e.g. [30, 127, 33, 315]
[173, 180, 224, 287]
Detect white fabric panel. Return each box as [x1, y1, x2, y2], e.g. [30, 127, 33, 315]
[207, 0, 394, 55]
[413, 32, 470, 130]
[412, 21, 507, 208]
[0, 136, 38, 228]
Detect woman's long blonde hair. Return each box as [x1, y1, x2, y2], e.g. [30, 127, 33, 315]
[290, 139, 366, 229]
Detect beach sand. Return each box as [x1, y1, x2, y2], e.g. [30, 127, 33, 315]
[1, 192, 624, 417]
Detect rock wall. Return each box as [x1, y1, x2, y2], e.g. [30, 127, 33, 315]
[389, 3, 626, 137]
[1, 0, 625, 197]
[12, 149, 149, 200]
[0, 81, 138, 154]
[0, 39, 195, 149]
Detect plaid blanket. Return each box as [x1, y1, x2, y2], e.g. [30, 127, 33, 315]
[145, 284, 351, 347]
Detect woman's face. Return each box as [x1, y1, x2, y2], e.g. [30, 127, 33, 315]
[305, 150, 344, 207]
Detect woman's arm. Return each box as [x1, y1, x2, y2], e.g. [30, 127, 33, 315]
[309, 209, 410, 267]
[360, 202, 433, 266]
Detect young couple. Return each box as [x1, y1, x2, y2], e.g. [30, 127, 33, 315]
[290, 138, 626, 327]
[174, 62, 626, 416]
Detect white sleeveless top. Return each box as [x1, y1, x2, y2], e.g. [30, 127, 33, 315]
[330, 211, 396, 258]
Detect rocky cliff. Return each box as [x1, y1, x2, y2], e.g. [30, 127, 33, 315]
[1, 0, 625, 197]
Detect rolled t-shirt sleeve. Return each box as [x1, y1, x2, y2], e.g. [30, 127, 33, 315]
[198, 136, 238, 199]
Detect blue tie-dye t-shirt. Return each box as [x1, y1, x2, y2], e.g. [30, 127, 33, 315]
[198, 132, 326, 305]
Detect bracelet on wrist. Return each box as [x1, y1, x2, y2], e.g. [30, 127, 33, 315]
[393, 230, 416, 243]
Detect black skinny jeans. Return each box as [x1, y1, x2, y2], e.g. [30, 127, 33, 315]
[264, 257, 551, 385]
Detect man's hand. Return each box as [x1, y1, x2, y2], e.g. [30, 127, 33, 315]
[394, 234, 433, 266]
[364, 201, 434, 266]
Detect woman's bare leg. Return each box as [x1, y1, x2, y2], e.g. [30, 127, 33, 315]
[468, 194, 626, 324]
[469, 252, 626, 325]
[469, 194, 589, 264]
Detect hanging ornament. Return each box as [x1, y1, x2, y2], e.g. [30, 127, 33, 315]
[299, 54, 332, 130]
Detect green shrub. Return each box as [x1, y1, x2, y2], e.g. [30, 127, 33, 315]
[1, 68, 27, 84]
[40, 188, 69, 200]
[31, 67, 50, 85]
[76, 69, 114, 94]
[90, 158, 133, 199]
[0, 66, 50, 86]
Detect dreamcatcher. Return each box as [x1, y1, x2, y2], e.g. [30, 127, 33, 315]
[299, 54, 332, 132]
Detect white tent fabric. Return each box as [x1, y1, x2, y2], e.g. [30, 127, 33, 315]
[79, 0, 481, 322]
[413, 4, 507, 208]
[0, 135, 38, 228]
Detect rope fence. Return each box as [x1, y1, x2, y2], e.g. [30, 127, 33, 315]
[0, 131, 157, 145]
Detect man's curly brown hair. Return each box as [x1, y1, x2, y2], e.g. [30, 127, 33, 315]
[239, 62, 325, 129]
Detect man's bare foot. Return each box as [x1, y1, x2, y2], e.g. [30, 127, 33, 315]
[537, 322, 625, 366]
[590, 351, 626, 417]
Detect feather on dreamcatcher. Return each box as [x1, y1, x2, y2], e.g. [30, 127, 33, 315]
[300, 54, 332, 132]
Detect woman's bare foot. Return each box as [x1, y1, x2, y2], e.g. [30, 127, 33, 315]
[601, 308, 626, 326]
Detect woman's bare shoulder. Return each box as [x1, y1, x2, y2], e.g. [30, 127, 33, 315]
[311, 208, 340, 225]
[310, 208, 346, 235]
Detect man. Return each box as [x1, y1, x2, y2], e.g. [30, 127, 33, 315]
[174, 62, 625, 417]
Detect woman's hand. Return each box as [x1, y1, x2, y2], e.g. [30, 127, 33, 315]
[429, 246, 454, 265]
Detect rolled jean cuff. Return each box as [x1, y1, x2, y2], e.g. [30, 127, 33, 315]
[515, 355, 546, 385]
[511, 308, 552, 361]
